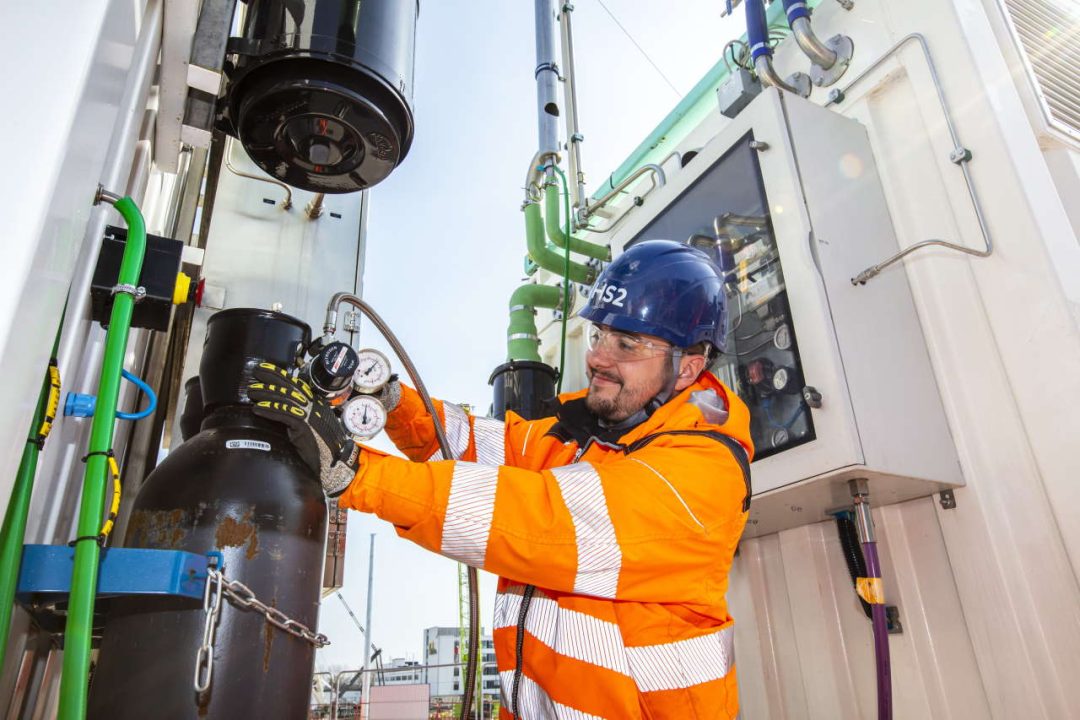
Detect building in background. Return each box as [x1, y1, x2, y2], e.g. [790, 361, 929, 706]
[422, 627, 499, 700]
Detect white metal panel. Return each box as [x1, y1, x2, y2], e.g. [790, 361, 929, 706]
[782, 94, 962, 486]
[731, 499, 992, 719]
[169, 143, 368, 450]
[0, 0, 159, 529]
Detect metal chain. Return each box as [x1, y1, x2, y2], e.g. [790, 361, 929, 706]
[193, 567, 330, 694]
[194, 566, 224, 693]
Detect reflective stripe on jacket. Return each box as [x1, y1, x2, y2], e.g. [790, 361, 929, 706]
[337, 371, 753, 719]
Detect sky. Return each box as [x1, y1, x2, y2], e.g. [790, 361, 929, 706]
[314, 0, 744, 671]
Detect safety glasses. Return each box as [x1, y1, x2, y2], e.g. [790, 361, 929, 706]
[585, 324, 675, 363]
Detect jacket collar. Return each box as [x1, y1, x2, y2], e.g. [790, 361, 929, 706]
[545, 371, 751, 454]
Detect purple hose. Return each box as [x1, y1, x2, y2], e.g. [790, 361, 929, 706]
[862, 541, 893, 720]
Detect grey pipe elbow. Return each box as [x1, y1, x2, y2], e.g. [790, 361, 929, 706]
[791, 16, 837, 69]
[753, 56, 812, 98]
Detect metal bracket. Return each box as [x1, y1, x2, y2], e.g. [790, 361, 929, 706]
[16, 545, 212, 636]
[938, 489, 957, 510]
[343, 310, 362, 334]
[949, 146, 973, 164]
[886, 605, 903, 634]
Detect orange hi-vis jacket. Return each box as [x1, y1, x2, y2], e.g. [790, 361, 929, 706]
[338, 370, 753, 719]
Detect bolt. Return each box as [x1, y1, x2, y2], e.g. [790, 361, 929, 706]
[828, 88, 845, 104]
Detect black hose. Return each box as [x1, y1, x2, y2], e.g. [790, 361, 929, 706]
[835, 514, 873, 619]
[511, 585, 536, 719]
[465, 565, 481, 718]
[329, 296, 475, 719]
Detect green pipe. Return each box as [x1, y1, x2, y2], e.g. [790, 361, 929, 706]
[524, 202, 594, 285]
[591, 0, 804, 200]
[0, 323, 64, 664]
[58, 195, 147, 720]
[508, 283, 563, 362]
[544, 184, 609, 261]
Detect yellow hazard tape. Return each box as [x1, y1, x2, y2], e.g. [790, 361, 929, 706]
[36, 360, 61, 443]
[99, 455, 121, 541]
[856, 577, 885, 605]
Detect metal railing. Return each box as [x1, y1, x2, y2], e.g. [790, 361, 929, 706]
[311, 662, 502, 720]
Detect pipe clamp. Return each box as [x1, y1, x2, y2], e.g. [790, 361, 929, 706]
[508, 333, 538, 342]
[111, 284, 147, 302]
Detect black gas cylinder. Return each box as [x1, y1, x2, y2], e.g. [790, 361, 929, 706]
[88, 309, 328, 719]
[489, 360, 559, 421]
[221, 0, 419, 193]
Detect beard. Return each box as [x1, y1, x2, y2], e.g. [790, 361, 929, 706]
[585, 362, 674, 423]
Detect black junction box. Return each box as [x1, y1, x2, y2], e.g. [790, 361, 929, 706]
[90, 226, 185, 331]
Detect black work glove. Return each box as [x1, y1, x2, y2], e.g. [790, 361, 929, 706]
[247, 362, 359, 497]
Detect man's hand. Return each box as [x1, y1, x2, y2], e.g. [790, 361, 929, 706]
[371, 374, 402, 412]
[247, 362, 359, 497]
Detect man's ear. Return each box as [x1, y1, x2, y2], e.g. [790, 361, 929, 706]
[674, 353, 707, 391]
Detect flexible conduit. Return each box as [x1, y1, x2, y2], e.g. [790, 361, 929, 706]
[322, 294, 480, 720]
[58, 191, 147, 720]
[0, 321, 63, 666]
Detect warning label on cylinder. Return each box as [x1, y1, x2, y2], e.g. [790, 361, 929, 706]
[225, 439, 271, 452]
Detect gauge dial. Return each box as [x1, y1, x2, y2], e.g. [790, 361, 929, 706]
[772, 367, 790, 392]
[352, 348, 392, 393]
[771, 428, 790, 447]
[773, 324, 792, 350]
[341, 395, 388, 440]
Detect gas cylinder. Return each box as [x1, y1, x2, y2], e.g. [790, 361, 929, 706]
[88, 309, 328, 719]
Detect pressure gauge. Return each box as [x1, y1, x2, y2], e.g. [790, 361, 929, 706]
[341, 395, 388, 440]
[352, 349, 392, 393]
[771, 365, 801, 394]
[773, 324, 792, 351]
[771, 428, 790, 447]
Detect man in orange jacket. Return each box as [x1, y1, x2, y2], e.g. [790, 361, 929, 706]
[250, 240, 753, 719]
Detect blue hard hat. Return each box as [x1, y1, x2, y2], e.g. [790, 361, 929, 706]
[579, 239, 729, 352]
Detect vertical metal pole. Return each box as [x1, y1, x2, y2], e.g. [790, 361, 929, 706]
[535, 0, 561, 167]
[559, 3, 587, 215]
[361, 533, 375, 720]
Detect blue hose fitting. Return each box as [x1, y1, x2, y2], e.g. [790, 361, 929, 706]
[62, 370, 158, 421]
[745, 0, 772, 61]
[65, 394, 97, 418]
[782, 0, 810, 23]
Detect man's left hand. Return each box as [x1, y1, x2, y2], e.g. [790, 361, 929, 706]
[247, 362, 359, 497]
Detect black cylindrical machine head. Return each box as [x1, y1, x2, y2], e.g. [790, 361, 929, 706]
[489, 361, 559, 421]
[179, 376, 204, 442]
[199, 308, 312, 413]
[223, 0, 419, 193]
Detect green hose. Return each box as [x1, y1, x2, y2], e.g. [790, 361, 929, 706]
[524, 202, 594, 286]
[57, 196, 147, 720]
[507, 284, 563, 362]
[544, 183, 609, 262]
[0, 322, 64, 665]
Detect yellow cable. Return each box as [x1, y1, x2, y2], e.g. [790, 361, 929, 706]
[36, 360, 61, 443]
[99, 455, 121, 541]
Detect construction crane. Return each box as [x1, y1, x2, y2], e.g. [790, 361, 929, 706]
[335, 591, 385, 684]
